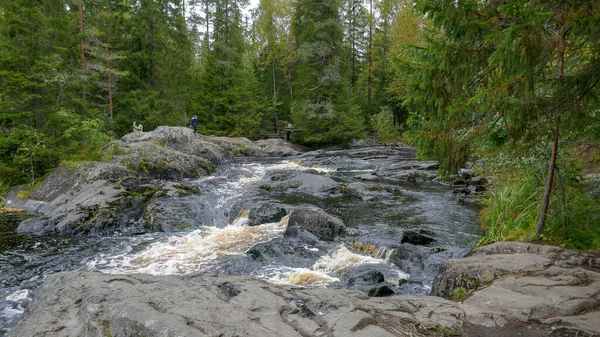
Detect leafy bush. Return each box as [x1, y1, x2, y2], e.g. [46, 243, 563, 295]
[370, 106, 401, 142]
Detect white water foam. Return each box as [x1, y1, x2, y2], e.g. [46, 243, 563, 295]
[267, 245, 409, 287]
[89, 161, 315, 276]
[4, 290, 29, 303]
[93, 215, 287, 275]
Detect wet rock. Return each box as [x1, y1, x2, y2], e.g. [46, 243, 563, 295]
[354, 173, 379, 181]
[247, 202, 289, 226]
[368, 285, 395, 297]
[255, 139, 300, 157]
[402, 230, 436, 245]
[376, 161, 439, 182]
[261, 173, 340, 196]
[348, 268, 385, 287]
[245, 237, 325, 268]
[16, 217, 52, 234]
[12, 241, 600, 337]
[285, 206, 349, 241]
[343, 182, 399, 202]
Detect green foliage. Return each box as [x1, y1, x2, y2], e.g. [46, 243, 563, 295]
[291, 0, 365, 145]
[370, 106, 400, 142]
[401, 0, 600, 173]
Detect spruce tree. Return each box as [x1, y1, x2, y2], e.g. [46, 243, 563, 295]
[291, 0, 364, 144]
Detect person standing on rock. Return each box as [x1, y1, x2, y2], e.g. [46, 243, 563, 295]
[191, 115, 198, 134]
[133, 121, 143, 132]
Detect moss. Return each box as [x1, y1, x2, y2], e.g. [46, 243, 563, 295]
[231, 145, 248, 155]
[103, 321, 112, 337]
[175, 222, 191, 230]
[16, 181, 41, 200]
[451, 286, 472, 301]
[101, 143, 125, 160]
[367, 184, 384, 191]
[174, 184, 200, 197]
[429, 324, 457, 336]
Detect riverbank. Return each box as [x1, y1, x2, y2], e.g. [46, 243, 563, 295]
[8, 242, 600, 337]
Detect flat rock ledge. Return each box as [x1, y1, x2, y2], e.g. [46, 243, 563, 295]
[9, 242, 600, 337]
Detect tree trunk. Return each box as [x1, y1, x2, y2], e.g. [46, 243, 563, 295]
[536, 116, 560, 236]
[78, 1, 85, 101]
[367, 0, 373, 106]
[108, 55, 113, 119]
[205, 0, 210, 43]
[537, 35, 566, 236]
[272, 59, 278, 132]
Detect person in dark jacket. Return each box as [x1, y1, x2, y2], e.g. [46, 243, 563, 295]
[191, 115, 198, 134]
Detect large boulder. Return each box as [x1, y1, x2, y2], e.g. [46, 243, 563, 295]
[430, 242, 600, 335]
[285, 206, 352, 241]
[255, 139, 301, 157]
[7, 127, 297, 235]
[260, 172, 340, 196]
[246, 201, 289, 227]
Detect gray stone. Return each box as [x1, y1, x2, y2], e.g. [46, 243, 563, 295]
[7, 127, 295, 235]
[247, 202, 289, 226]
[6, 272, 464, 337]
[255, 139, 301, 157]
[285, 206, 349, 241]
[261, 173, 340, 196]
[10, 242, 600, 337]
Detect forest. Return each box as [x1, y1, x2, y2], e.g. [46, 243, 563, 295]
[1, 0, 599, 249]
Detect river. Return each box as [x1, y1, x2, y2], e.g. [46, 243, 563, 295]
[0, 148, 480, 336]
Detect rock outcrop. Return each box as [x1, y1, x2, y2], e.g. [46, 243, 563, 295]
[10, 241, 600, 337]
[6, 127, 297, 235]
[431, 242, 600, 336]
[285, 206, 355, 241]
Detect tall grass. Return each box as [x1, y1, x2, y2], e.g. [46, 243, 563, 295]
[478, 157, 600, 250]
[0, 180, 10, 206]
[478, 170, 543, 245]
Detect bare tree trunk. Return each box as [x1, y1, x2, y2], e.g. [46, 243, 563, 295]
[272, 59, 278, 132]
[536, 36, 567, 236]
[30, 154, 35, 184]
[536, 116, 560, 236]
[367, 0, 373, 106]
[108, 55, 113, 119]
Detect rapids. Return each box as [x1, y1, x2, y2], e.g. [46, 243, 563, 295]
[0, 148, 480, 336]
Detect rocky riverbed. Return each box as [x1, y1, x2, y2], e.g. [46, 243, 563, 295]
[7, 242, 600, 337]
[3, 127, 599, 336]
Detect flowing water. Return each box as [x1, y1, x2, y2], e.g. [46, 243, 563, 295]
[0, 149, 480, 336]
